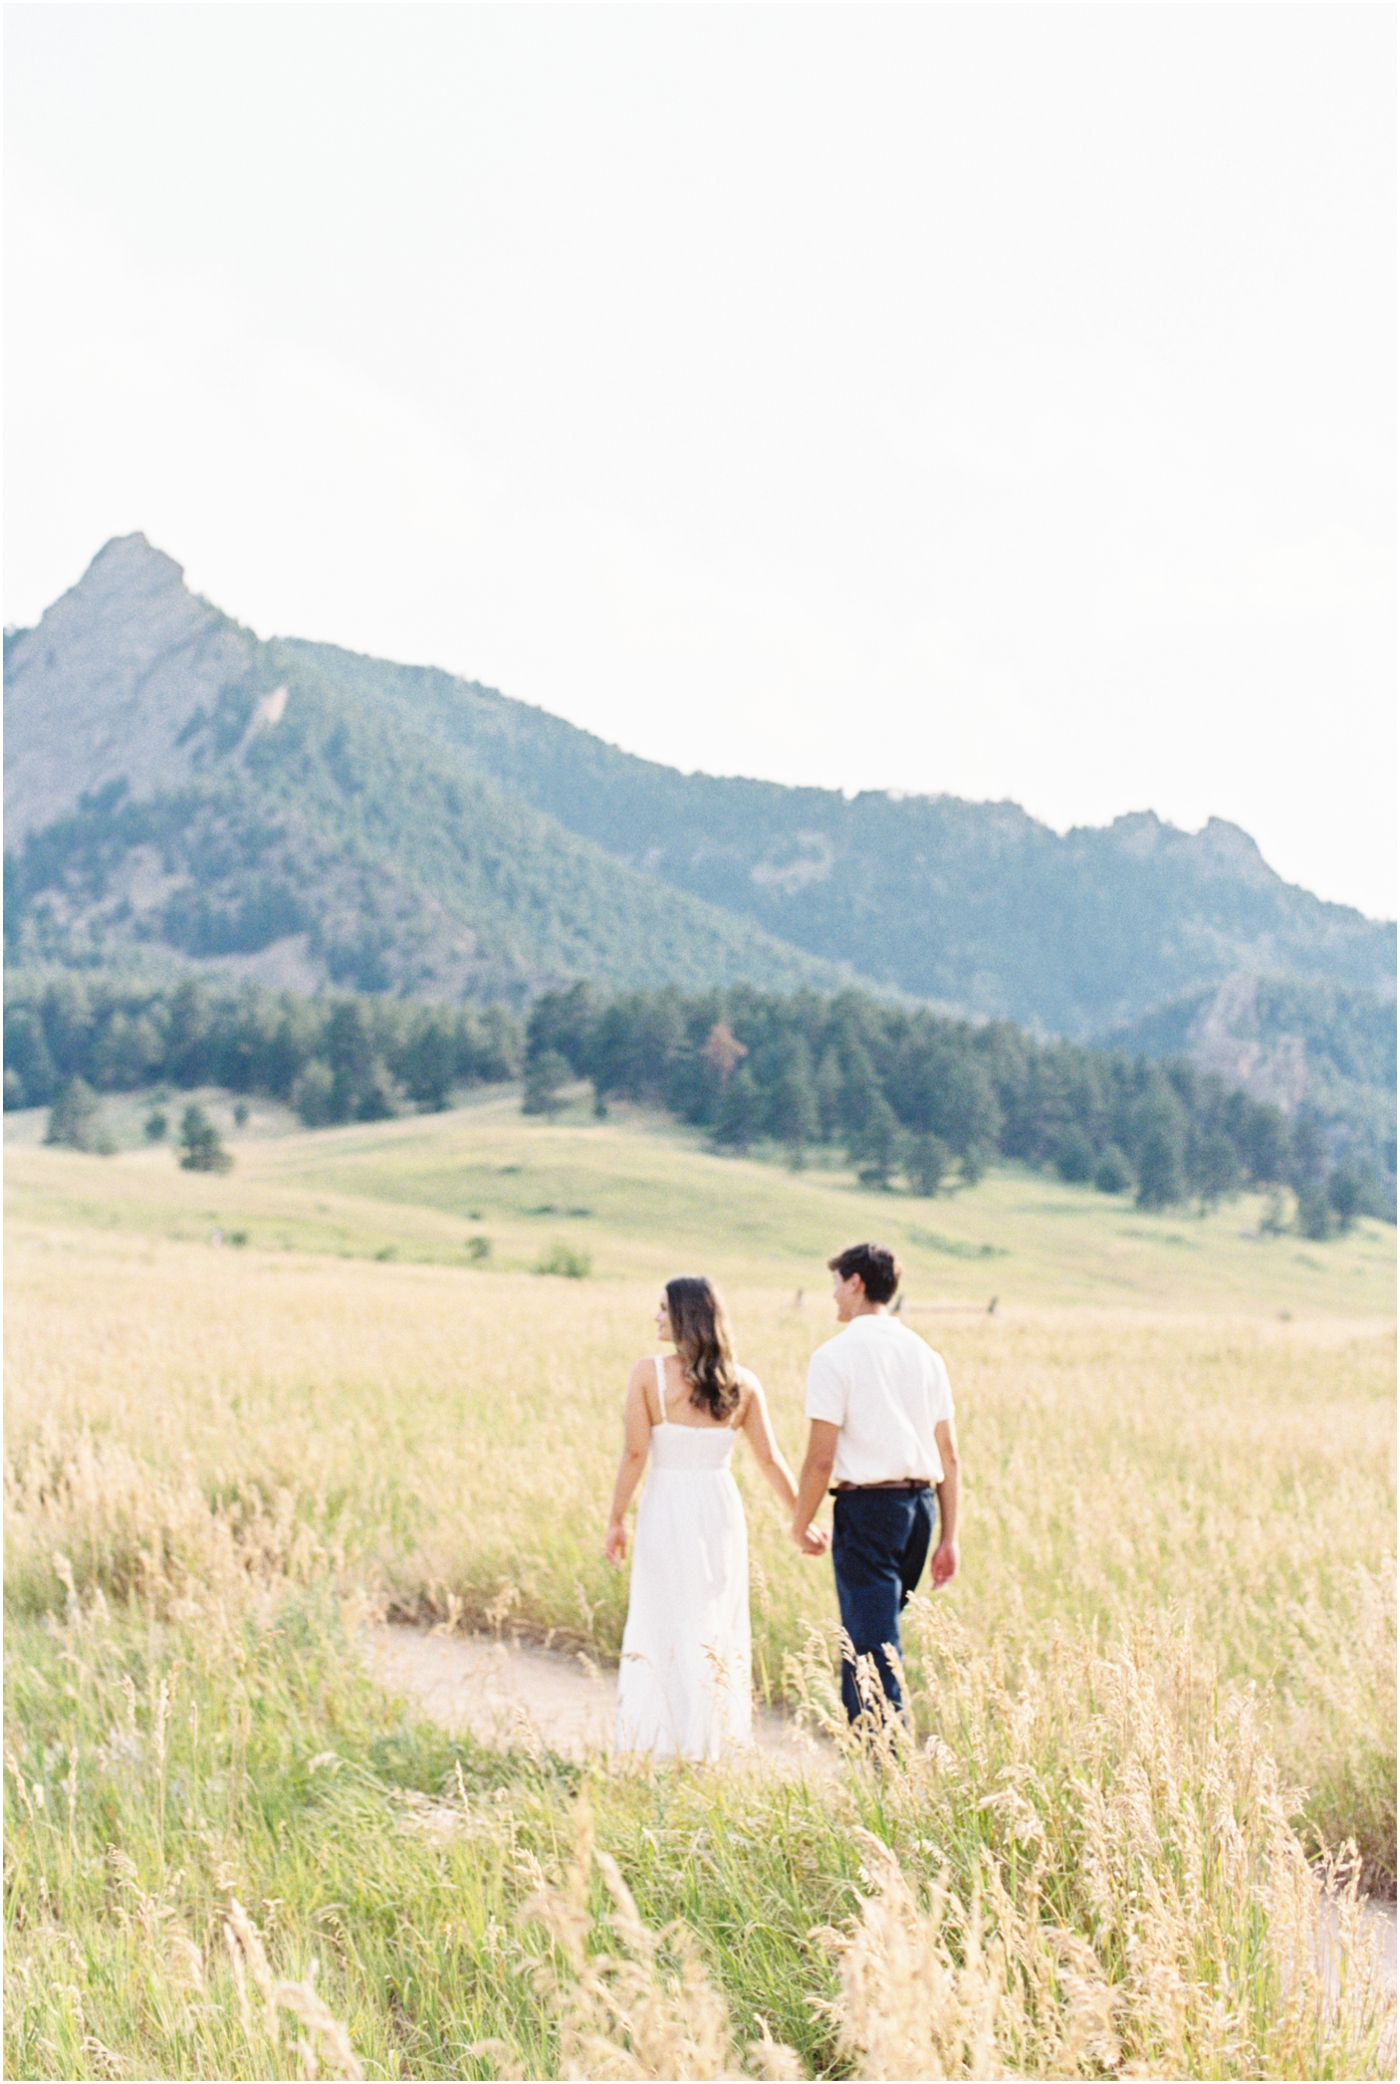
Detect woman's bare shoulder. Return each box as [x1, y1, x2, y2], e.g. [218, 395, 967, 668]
[733, 1366, 764, 1421]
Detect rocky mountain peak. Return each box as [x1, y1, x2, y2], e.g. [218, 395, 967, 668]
[4, 535, 255, 845]
[78, 530, 188, 596]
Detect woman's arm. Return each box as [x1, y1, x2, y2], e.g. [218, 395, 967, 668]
[739, 1377, 828, 1554]
[604, 1361, 655, 1565]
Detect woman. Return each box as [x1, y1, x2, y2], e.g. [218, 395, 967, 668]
[604, 1275, 826, 1761]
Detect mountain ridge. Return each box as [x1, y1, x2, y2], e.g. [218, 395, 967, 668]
[5, 535, 1394, 1037]
[3, 538, 860, 1004]
[279, 630, 1393, 1033]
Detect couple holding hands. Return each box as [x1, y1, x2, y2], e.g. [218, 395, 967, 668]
[604, 1240, 960, 1759]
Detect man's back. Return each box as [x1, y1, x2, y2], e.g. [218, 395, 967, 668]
[805, 1314, 953, 1486]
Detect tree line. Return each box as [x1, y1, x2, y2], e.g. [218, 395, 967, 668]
[6, 968, 1387, 1233]
[525, 982, 1390, 1229]
[3, 971, 522, 1125]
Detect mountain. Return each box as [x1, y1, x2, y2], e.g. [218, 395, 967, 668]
[3, 538, 856, 1004]
[1103, 972, 1396, 1180]
[5, 535, 1395, 1035]
[282, 638, 1394, 1036]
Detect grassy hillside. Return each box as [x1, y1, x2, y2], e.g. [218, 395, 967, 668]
[6, 1085, 1394, 1314]
[290, 634, 1396, 1034]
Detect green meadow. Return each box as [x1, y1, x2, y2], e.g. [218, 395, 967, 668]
[5, 1082, 1394, 1312]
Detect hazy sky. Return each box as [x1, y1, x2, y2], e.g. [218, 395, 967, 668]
[5, 5, 1395, 918]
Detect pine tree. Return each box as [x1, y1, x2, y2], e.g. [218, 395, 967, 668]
[907, 1132, 950, 1198]
[1135, 1116, 1185, 1210]
[1193, 1131, 1242, 1210]
[44, 1077, 112, 1154]
[851, 1094, 903, 1189]
[766, 1040, 819, 1164]
[714, 1067, 764, 1151]
[814, 1049, 844, 1143]
[522, 1050, 571, 1118]
[178, 1103, 233, 1174]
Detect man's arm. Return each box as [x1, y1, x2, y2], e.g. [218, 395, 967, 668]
[930, 1416, 959, 1585]
[790, 1419, 840, 1550]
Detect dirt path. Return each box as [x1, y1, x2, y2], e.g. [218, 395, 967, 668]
[370, 1622, 1395, 1998]
[368, 1621, 834, 1771]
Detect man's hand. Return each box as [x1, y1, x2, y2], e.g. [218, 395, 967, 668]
[604, 1520, 628, 1566]
[929, 1538, 959, 1588]
[792, 1521, 829, 1556]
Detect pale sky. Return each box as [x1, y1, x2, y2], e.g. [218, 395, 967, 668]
[5, 4, 1395, 919]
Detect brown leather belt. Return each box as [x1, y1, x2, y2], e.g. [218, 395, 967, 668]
[831, 1479, 932, 1494]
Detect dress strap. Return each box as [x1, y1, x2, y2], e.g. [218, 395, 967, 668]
[652, 1354, 666, 1425]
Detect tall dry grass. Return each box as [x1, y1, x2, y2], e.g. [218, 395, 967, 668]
[5, 1564, 1394, 2080]
[5, 1223, 1395, 2076]
[6, 1230, 1393, 1879]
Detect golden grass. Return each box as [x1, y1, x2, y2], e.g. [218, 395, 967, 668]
[5, 1218, 1393, 1881]
[4, 1106, 1396, 2077]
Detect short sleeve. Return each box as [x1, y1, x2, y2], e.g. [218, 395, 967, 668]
[805, 1343, 848, 1426]
[927, 1349, 954, 1425]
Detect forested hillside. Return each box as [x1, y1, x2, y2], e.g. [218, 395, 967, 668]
[3, 539, 855, 1004]
[9, 966, 1387, 1226]
[523, 981, 1392, 1226]
[6, 536, 1392, 1040]
[1106, 972, 1395, 1172]
[289, 635, 1396, 1035]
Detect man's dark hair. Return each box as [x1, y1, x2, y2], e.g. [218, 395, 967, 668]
[827, 1241, 902, 1305]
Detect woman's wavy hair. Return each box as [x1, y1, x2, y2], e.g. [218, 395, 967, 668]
[665, 1276, 742, 1422]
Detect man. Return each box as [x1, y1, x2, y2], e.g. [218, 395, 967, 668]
[790, 1241, 959, 1725]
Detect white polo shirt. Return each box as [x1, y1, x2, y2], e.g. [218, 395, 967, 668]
[804, 1314, 953, 1487]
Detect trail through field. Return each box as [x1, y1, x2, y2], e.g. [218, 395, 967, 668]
[369, 1621, 836, 1772]
[371, 1622, 1396, 1999]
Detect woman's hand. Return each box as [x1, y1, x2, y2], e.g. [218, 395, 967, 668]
[792, 1521, 829, 1556]
[604, 1519, 628, 1566]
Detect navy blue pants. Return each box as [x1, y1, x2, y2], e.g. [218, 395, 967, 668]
[831, 1488, 935, 1723]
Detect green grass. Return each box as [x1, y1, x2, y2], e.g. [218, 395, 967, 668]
[7, 1083, 1395, 1313]
[7, 1587, 1393, 2081]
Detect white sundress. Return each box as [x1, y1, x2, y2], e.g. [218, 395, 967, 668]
[614, 1357, 753, 1761]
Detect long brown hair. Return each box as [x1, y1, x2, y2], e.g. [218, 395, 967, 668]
[665, 1276, 742, 1422]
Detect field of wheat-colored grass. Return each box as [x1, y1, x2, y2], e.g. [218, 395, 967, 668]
[5, 1102, 1396, 2078]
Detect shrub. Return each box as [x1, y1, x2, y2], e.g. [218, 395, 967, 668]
[466, 1235, 493, 1265]
[533, 1240, 591, 1279]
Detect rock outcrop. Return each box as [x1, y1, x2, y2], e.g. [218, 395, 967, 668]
[3, 535, 254, 843]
